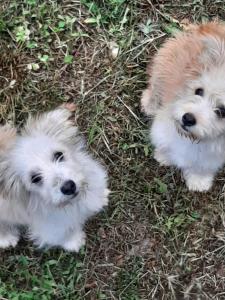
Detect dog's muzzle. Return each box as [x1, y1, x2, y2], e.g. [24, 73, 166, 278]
[175, 120, 199, 142]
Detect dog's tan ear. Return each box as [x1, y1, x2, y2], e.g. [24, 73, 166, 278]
[60, 102, 76, 112]
[141, 85, 161, 116]
[0, 125, 16, 153]
[60, 103, 76, 124]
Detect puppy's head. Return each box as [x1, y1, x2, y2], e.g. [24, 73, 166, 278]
[171, 61, 225, 140]
[9, 107, 86, 207]
[145, 23, 225, 140]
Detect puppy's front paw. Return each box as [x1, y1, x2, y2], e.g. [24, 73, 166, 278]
[0, 231, 19, 249]
[63, 231, 86, 252]
[154, 150, 171, 167]
[184, 172, 213, 192]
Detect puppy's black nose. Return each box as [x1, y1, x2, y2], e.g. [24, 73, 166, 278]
[60, 180, 76, 195]
[182, 113, 196, 127]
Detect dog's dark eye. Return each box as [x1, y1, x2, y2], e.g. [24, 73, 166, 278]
[215, 106, 225, 118]
[31, 173, 42, 184]
[53, 151, 64, 162]
[195, 88, 204, 96]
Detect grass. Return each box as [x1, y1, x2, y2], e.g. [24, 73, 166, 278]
[1, 0, 225, 299]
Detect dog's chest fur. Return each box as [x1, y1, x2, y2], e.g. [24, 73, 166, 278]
[151, 116, 225, 171]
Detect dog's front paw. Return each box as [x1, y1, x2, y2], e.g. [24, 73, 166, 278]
[63, 231, 86, 252]
[154, 149, 171, 167]
[184, 172, 213, 192]
[0, 231, 19, 249]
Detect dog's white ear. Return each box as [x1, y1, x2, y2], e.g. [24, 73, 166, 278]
[0, 125, 25, 199]
[0, 148, 27, 202]
[0, 167, 27, 200]
[201, 36, 225, 66]
[23, 107, 81, 146]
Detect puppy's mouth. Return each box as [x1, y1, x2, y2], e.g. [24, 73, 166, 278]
[57, 191, 79, 208]
[174, 120, 199, 142]
[181, 124, 188, 132]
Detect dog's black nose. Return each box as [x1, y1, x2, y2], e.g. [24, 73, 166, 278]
[60, 180, 76, 195]
[182, 113, 196, 127]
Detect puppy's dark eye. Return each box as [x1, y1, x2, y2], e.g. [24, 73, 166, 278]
[215, 106, 225, 118]
[195, 88, 204, 96]
[53, 151, 64, 162]
[31, 173, 42, 184]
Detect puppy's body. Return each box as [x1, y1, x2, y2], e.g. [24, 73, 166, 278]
[141, 23, 225, 191]
[0, 108, 108, 251]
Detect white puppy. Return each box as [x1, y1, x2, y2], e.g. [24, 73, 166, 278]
[0, 106, 109, 251]
[141, 23, 225, 192]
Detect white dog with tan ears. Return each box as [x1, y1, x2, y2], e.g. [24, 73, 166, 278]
[141, 23, 225, 192]
[0, 104, 109, 250]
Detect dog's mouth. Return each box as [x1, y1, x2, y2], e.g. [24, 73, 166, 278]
[181, 124, 189, 132]
[57, 191, 79, 208]
[174, 120, 199, 143]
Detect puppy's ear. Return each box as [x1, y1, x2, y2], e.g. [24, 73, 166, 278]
[23, 107, 81, 146]
[0, 125, 16, 153]
[0, 167, 27, 201]
[141, 84, 161, 116]
[201, 36, 225, 66]
[0, 126, 27, 200]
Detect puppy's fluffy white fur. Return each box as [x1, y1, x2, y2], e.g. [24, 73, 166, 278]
[141, 23, 225, 191]
[0, 107, 109, 251]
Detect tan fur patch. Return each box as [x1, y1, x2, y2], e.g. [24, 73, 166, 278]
[141, 22, 225, 115]
[0, 126, 16, 153]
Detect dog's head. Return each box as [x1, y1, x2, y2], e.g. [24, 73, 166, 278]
[8, 107, 87, 208]
[171, 59, 225, 140]
[146, 23, 225, 140]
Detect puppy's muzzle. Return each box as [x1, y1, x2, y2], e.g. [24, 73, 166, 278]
[182, 113, 196, 128]
[60, 180, 77, 196]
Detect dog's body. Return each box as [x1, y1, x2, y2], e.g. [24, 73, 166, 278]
[141, 23, 225, 191]
[0, 107, 109, 251]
